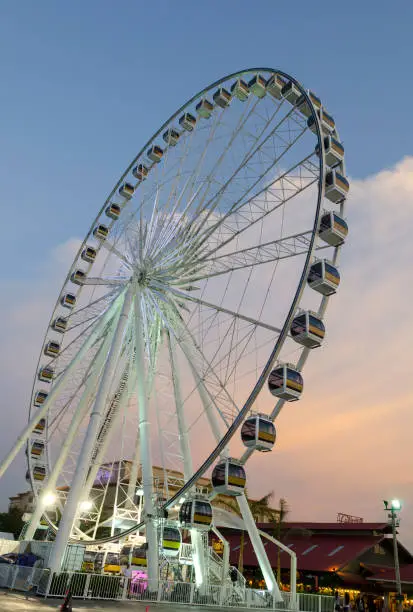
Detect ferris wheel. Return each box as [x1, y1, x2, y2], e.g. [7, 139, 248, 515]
[1, 68, 348, 592]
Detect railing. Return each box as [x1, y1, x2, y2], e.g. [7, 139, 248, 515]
[0, 567, 335, 611]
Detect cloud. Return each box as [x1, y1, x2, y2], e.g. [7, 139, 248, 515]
[1, 158, 413, 553]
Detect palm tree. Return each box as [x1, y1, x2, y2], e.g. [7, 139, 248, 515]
[216, 490, 278, 574]
[271, 497, 290, 583]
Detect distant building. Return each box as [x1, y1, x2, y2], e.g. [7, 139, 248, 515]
[9, 491, 34, 514]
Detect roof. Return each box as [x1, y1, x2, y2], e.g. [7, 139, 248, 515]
[257, 522, 392, 534]
[227, 533, 384, 572]
[367, 565, 413, 585]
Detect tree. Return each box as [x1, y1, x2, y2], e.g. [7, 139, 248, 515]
[271, 497, 290, 583]
[217, 490, 278, 574]
[0, 508, 24, 539]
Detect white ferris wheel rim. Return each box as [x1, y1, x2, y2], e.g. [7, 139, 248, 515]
[24, 67, 346, 545]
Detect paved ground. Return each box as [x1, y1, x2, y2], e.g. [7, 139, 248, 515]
[0, 591, 236, 611]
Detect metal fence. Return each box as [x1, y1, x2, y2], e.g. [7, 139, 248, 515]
[0, 566, 334, 611]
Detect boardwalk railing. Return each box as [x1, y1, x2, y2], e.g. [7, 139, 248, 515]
[0, 566, 335, 611]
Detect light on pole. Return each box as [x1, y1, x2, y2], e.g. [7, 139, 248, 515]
[383, 500, 403, 612]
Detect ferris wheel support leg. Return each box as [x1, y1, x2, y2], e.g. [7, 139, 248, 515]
[24, 332, 112, 541]
[168, 331, 208, 588]
[237, 493, 282, 602]
[134, 287, 159, 589]
[0, 300, 118, 483]
[191, 529, 207, 593]
[48, 286, 133, 573]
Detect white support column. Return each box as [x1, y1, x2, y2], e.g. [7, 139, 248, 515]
[237, 493, 282, 602]
[258, 529, 297, 610]
[0, 302, 118, 481]
[167, 331, 208, 590]
[24, 330, 113, 541]
[48, 285, 133, 572]
[134, 287, 158, 588]
[167, 331, 192, 481]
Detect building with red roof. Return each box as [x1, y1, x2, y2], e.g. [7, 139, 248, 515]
[218, 521, 413, 596]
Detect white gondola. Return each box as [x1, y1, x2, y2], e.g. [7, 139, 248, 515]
[44, 341, 60, 357]
[318, 211, 348, 247]
[33, 418, 46, 435]
[296, 91, 322, 118]
[308, 259, 340, 295]
[325, 170, 349, 203]
[315, 136, 344, 167]
[132, 163, 149, 181]
[241, 414, 276, 452]
[231, 79, 250, 101]
[147, 145, 164, 163]
[38, 366, 54, 383]
[282, 81, 301, 104]
[266, 74, 285, 99]
[81, 246, 97, 263]
[105, 204, 121, 220]
[32, 466, 46, 481]
[30, 441, 45, 458]
[248, 74, 267, 98]
[52, 317, 68, 333]
[60, 293, 76, 309]
[291, 310, 325, 349]
[211, 458, 246, 496]
[196, 98, 214, 119]
[34, 390, 48, 407]
[119, 182, 135, 199]
[179, 112, 197, 131]
[179, 498, 212, 530]
[213, 87, 232, 108]
[308, 109, 336, 136]
[93, 224, 109, 241]
[268, 364, 303, 401]
[163, 128, 180, 146]
[162, 525, 181, 556]
[70, 269, 86, 286]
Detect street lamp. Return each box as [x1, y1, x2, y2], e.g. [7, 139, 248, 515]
[383, 500, 403, 612]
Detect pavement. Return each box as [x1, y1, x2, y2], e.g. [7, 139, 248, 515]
[0, 591, 235, 611]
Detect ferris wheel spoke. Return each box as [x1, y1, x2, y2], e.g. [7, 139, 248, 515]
[81, 277, 129, 287]
[196, 150, 317, 258]
[99, 239, 133, 268]
[184, 103, 302, 242]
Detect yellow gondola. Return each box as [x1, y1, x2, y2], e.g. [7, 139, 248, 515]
[211, 458, 246, 496]
[105, 204, 121, 220]
[61, 293, 76, 309]
[308, 259, 340, 295]
[241, 414, 276, 452]
[162, 526, 181, 556]
[81, 246, 97, 263]
[30, 441, 45, 458]
[32, 466, 46, 481]
[147, 145, 164, 163]
[70, 269, 86, 286]
[266, 74, 285, 99]
[38, 366, 54, 383]
[196, 98, 214, 119]
[213, 87, 232, 108]
[325, 170, 349, 203]
[282, 81, 301, 104]
[33, 418, 46, 435]
[179, 112, 197, 131]
[132, 163, 149, 181]
[268, 364, 303, 401]
[231, 79, 250, 101]
[291, 311, 325, 349]
[119, 183, 135, 199]
[248, 74, 267, 98]
[318, 211, 348, 247]
[179, 498, 212, 530]
[34, 390, 48, 406]
[44, 341, 60, 357]
[163, 128, 180, 146]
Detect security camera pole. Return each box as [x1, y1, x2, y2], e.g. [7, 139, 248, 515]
[383, 499, 403, 612]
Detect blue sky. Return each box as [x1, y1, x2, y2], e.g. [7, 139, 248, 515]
[1, 0, 412, 277]
[1, 1, 413, 543]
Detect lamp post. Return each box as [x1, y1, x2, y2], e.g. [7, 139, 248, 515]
[383, 500, 403, 612]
